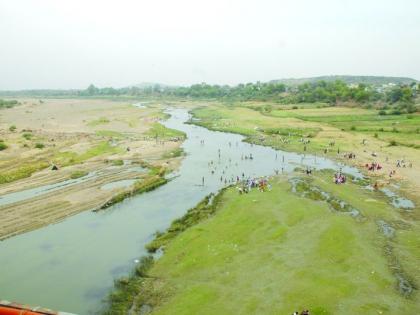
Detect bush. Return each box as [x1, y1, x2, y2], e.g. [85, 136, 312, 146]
[35, 143, 45, 149]
[70, 170, 88, 179]
[112, 159, 124, 166]
[378, 110, 386, 115]
[389, 140, 398, 146]
[0, 142, 7, 151]
[374, 133, 378, 138]
[292, 106, 298, 109]
[350, 126, 356, 131]
[9, 125, 16, 132]
[22, 132, 32, 140]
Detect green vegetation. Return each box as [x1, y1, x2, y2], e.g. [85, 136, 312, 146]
[111, 159, 124, 166]
[191, 103, 420, 152]
[99, 175, 168, 210]
[0, 99, 18, 109]
[88, 117, 110, 126]
[53, 141, 121, 166]
[104, 173, 420, 314]
[103, 191, 226, 313]
[9, 125, 16, 132]
[146, 191, 225, 253]
[0, 161, 50, 184]
[162, 147, 184, 159]
[22, 132, 33, 140]
[34, 143, 45, 149]
[146, 123, 186, 140]
[69, 170, 88, 179]
[0, 140, 7, 151]
[101, 256, 155, 315]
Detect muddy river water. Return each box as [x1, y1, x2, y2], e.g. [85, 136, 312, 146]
[0, 108, 362, 314]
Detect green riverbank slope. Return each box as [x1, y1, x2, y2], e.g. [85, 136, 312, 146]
[104, 172, 419, 314]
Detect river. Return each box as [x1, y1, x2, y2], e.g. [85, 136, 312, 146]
[0, 108, 361, 314]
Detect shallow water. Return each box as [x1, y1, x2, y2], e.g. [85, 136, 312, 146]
[0, 108, 362, 314]
[380, 188, 415, 210]
[0, 171, 97, 206]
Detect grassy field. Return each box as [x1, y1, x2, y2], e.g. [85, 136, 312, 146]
[105, 172, 420, 314]
[190, 102, 420, 200]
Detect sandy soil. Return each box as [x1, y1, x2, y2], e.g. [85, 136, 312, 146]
[0, 98, 182, 240]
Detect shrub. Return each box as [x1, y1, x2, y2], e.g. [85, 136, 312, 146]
[35, 143, 45, 149]
[350, 126, 356, 131]
[0, 142, 7, 151]
[378, 110, 386, 115]
[292, 106, 298, 109]
[112, 159, 124, 166]
[9, 125, 16, 132]
[70, 170, 88, 179]
[374, 133, 378, 138]
[22, 132, 32, 140]
[389, 140, 398, 146]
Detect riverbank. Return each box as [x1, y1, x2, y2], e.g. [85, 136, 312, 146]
[189, 103, 420, 205]
[104, 171, 420, 314]
[0, 98, 185, 240]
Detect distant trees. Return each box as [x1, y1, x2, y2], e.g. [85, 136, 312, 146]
[74, 81, 416, 111]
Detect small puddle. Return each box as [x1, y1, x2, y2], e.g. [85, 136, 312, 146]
[377, 220, 395, 238]
[380, 188, 415, 210]
[289, 177, 362, 219]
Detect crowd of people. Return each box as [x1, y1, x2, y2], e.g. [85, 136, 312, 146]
[237, 177, 272, 194]
[366, 162, 382, 171]
[334, 171, 346, 184]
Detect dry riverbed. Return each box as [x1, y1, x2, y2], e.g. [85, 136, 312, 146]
[0, 98, 184, 240]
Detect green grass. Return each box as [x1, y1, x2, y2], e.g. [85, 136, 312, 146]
[53, 141, 121, 166]
[111, 159, 124, 166]
[146, 123, 186, 140]
[0, 141, 7, 151]
[69, 170, 88, 179]
[0, 161, 50, 184]
[162, 148, 184, 159]
[191, 103, 420, 154]
[22, 132, 33, 140]
[104, 173, 420, 314]
[87, 117, 110, 127]
[99, 175, 168, 209]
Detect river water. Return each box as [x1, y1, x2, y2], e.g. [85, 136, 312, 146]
[0, 108, 361, 314]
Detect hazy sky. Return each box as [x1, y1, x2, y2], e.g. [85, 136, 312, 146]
[1, 0, 419, 89]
